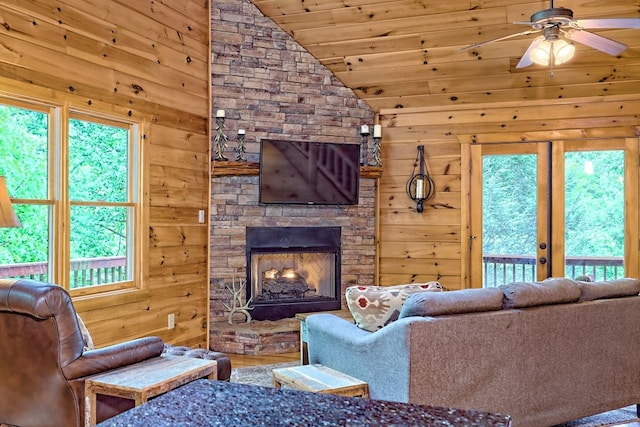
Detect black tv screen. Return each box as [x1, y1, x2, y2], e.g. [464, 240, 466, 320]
[259, 139, 360, 205]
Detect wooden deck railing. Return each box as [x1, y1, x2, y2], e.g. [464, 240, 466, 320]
[483, 254, 624, 287]
[0, 255, 624, 289]
[0, 256, 127, 288]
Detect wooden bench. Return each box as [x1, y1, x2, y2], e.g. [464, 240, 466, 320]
[272, 363, 368, 398]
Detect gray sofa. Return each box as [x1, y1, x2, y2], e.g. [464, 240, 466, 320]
[307, 278, 640, 427]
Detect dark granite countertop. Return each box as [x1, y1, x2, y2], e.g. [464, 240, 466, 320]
[97, 379, 511, 426]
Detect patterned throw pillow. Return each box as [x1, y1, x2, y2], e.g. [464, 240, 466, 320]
[76, 314, 95, 351]
[346, 282, 442, 332]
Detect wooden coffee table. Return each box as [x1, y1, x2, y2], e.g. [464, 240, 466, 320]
[85, 356, 217, 427]
[272, 363, 368, 398]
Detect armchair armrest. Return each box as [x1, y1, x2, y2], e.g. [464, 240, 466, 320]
[62, 336, 164, 379]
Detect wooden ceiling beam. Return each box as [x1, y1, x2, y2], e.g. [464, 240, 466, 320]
[381, 98, 640, 127]
[377, 116, 640, 141]
[455, 126, 639, 144]
[360, 80, 640, 110]
[334, 57, 510, 86]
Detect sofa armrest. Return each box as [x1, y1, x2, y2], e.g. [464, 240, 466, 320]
[62, 336, 164, 379]
[306, 313, 413, 402]
[307, 313, 371, 345]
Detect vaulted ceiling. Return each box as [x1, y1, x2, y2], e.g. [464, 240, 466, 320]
[249, 0, 640, 112]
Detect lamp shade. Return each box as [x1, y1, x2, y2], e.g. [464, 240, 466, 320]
[0, 176, 21, 228]
[530, 39, 575, 66]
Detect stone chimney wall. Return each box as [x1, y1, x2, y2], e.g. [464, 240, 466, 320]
[210, 0, 377, 325]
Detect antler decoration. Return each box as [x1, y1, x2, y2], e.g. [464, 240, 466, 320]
[223, 277, 253, 325]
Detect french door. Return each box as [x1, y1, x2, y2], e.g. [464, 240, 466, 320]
[468, 138, 638, 288]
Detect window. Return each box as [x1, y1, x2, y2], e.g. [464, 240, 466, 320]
[0, 97, 142, 295]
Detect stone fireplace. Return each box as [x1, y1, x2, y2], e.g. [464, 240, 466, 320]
[246, 226, 341, 321]
[209, 167, 379, 354]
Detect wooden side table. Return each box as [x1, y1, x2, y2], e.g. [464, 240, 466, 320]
[272, 363, 368, 398]
[85, 356, 217, 427]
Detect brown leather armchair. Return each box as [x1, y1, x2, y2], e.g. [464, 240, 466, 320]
[0, 278, 166, 427]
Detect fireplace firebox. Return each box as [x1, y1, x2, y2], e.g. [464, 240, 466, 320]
[246, 226, 341, 321]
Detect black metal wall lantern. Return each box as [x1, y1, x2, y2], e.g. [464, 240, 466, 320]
[406, 145, 435, 213]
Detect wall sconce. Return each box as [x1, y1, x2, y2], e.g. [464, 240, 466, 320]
[0, 176, 21, 228]
[406, 145, 434, 213]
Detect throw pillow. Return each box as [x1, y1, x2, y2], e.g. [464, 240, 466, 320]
[76, 314, 95, 351]
[500, 278, 581, 309]
[399, 287, 504, 318]
[577, 278, 640, 302]
[346, 282, 442, 332]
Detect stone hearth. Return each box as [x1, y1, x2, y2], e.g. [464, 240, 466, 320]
[210, 319, 300, 356]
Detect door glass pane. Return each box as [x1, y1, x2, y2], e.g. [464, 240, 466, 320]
[564, 151, 624, 280]
[482, 154, 538, 287]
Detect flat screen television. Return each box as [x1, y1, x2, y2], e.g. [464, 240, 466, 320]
[259, 139, 360, 205]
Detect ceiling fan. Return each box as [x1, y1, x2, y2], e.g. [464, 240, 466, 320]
[462, 0, 640, 69]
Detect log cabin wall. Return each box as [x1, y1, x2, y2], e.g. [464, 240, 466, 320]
[377, 98, 640, 290]
[0, 1, 211, 348]
[209, 0, 377, 331]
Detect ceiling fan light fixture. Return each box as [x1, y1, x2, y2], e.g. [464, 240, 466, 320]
[530, 38, 575, 66]
[554, 39, 576, 63]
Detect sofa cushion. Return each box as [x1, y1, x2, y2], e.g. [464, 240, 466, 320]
[346, 282, 442, 332]
[500, 278, 581, 309]
[577, 278, 640, 302]
[399, 287, 504, 318]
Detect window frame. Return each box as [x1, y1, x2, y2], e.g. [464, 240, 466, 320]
[1, 94, 144, 296]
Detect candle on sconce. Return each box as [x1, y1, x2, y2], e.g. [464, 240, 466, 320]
[360, 125, 369, 135]
[373, 124, 382, 138]
[238, 129, 246, 135]
[415, 178, 426, 199]
[216, 109, 225, 118]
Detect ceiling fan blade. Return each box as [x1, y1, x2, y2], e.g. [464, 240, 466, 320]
[461, 29, 540, 51]
[572, 18, 640, 29]
[516, 36, 545, 68]
[563, 29, 627, 55]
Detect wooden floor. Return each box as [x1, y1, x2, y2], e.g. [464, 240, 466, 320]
[228, 351, 299, 369]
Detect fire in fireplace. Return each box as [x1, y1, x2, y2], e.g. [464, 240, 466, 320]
[246, 226, 341, 321]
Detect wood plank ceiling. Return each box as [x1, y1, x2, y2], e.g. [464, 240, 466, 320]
[248, 0, 640, 111]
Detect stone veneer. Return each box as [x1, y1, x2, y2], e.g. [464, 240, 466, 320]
[210, 0, 377, 351]
[209, 175, 378, 322]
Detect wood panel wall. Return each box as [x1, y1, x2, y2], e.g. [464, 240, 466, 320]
[377, 95, 640, 290]
[0, 0, 211, 348]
